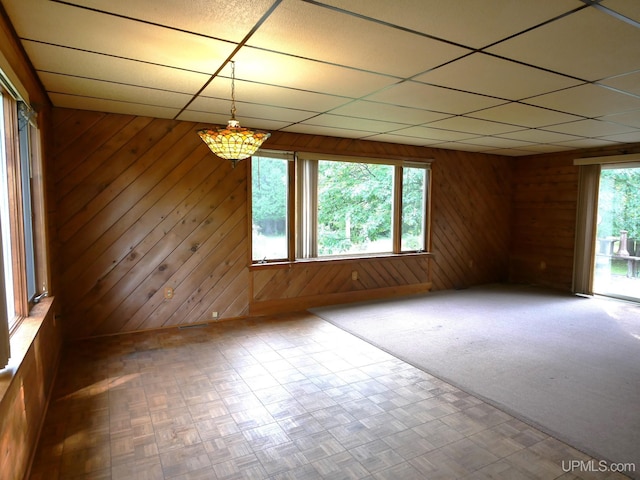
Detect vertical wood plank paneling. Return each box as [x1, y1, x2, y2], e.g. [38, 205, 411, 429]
[509, 154, 579, 290]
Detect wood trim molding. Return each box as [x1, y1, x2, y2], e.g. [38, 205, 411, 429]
[249, 281, 433, 316]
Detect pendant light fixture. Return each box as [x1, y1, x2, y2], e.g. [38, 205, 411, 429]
[197, 61, 271, 167]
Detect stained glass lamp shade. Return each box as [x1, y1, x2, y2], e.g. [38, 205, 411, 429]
[197, 62, 270, 167]
[198, 120, 270, 167]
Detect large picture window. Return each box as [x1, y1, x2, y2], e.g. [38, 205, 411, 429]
[0, 88, 45, 338]
[251, 151, 430, 263]
[315, 160, 394, 256]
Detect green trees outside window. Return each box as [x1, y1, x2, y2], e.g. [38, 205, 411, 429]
[317, 161, 393, 255]
[598, 167, 640, 240]
[251, 152, 429, 262]
[251, 155, 288, 261]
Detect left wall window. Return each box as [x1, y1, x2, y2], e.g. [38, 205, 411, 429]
[0, 87, 43, 336]
[0, 90, 15, 330]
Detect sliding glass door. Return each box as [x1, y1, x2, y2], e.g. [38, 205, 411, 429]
[592, 165, 640, 301]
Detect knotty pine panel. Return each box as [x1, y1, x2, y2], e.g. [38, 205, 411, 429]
[52, 108, 250, 338]
[249, 255, 432, 315]
[508, 143, 640, 291]
[51, 108, 515, 338]
[0, 299, 61, 480]
[267, 131, 513, 293]
[509, 154, 579, 290]
[429, 149, 512, 290]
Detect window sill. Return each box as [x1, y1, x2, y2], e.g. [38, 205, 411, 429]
[250, 251, 434, 270]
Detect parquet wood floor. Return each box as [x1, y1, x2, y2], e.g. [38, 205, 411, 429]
[29, 312, 629, 479]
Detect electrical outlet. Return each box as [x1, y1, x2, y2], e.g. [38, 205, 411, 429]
[164, 287, 174, 299]
[351, 270, 358, 281]
[211, 311, 218, 319]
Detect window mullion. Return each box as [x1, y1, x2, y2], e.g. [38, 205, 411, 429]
[392, 165, 402, 253]
[2, 93, 28, 319]
[287, 158, 296, 261]
[424, 168, 432, 252]
[296, 158, 318, 258]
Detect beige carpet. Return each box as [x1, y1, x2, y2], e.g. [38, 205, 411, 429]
[312, 283, 640, 473]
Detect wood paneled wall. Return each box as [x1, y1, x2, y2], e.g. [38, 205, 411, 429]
[508, 143, 640, 291]
[50, 108, 513, 338]
[429, 149, 511, 290]
[0, 298, 61, 480]
[250, 255, 433, 315]
[52, 108, 249, 339]
[509, 154, 579, 290]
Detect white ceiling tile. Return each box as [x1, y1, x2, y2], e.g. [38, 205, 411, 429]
[415, 53, 581, 100]
[526, 84, 640, 118]
[23, 41, 211, 94]
[298, 114, 408, 133]
[178, 110, 230, 126]
[426, 116, 523, 136]
[39, 72, 193, 108]
[542, 119, 637, 137]
[458, 136, 539, 149]
[232, 48, 398, 98]
[364, 133, 442, 146]
[599, 71, 640, 97]
[600, 110, 640, 129]
[248, 0, 469, 78]
[178, 110, 292, 132]
[199, 75, 351, 113]
[329, 101, 451, 125]
[4, 0, 235, 73]
[3, 0, 638, 156]
[59, 0, 277, 41]
[49, 93, 180, 119]
[470, 103, 583, 128]
[511, 143, 576, 153]
[597, 131, 640, 144]
[367, 81, 506, 114]
[315, 0, 581, 48]
[392, 125, 480, 142]
[552, 138, 624, 149]
[497, 129, 583, 144]
[282, 124, 375, 139]
[600, 0, 640, 22]
[487, 7, 640, 81]
[187, 96, 317, 125]
[434, 142, 493, 153]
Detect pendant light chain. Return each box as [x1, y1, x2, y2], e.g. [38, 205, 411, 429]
[230, 61, 237, 120]
[197, 60, 271, 165]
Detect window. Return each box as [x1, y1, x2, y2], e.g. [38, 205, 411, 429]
[0, 93, 15, 328]
[309, 159, 394, 256]
[0, 88, 44, 335]
[18, 103, 36, 301]
[401, 165, 429, 252]
[250, 151, 430, 263]
[251, 152, 292, 262]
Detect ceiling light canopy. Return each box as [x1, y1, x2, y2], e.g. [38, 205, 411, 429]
[198, 61, 270, 167]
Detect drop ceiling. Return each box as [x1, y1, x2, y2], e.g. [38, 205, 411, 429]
[2, 0, 640, 156]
